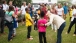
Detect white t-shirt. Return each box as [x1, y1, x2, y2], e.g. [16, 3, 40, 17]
[71, 9, 76, 21]
[21, 5, 27, 15]
[56, 8, 64, 15]
[3, 4, 9, 11]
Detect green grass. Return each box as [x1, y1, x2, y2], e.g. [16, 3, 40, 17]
[0, 14, 76, 43]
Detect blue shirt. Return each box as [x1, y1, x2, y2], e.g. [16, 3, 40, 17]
[63, 6, 68, 14]
[29, 7, 33, 17]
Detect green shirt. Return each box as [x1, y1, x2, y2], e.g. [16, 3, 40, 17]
[5, 11, 14, 23]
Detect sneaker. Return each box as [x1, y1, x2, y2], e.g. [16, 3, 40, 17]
[28, 38, 33, 40]
[65, 32, 68, 34]
[30, 36, 33, 38]
[73, 34, 76, 36]
[8, 39, 12, 42]
[10, 39, 12, 41]
[55, 30, 57, 32]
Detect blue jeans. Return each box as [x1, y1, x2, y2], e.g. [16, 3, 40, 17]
[6, 22, 14, 41]
[57, 22, 66, 43]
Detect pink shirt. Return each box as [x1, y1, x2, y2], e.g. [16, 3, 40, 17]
[15, 7, 18, 15]
[37, 19, 47, 32]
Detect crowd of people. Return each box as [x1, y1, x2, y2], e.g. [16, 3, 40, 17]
[0, 0, 76, 43]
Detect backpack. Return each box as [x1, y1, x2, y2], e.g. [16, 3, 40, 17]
[5, 12, 13, 23]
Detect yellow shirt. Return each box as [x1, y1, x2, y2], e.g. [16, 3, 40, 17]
[69, 9, 73, 17]
[25, 13, 32, 26]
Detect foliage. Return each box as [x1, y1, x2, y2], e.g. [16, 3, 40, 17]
[58, 1, 72, 6]
[1, 0, 31, 7]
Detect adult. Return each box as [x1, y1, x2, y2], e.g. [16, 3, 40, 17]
[2, 0, 8, 12]
[8, 1, 19, 37]
[0, 4, 5, 34]
[50, 4, 57, 32]
[50, 4, 57, 14]
[56, 3, 64, 19]
[63, 3, 68, 19]
[8, 1, 14, 6]
[41, 11, 65, 43]
[41, 3, 48, 20]
[66, 5, 76, 36]
[5, 6, 17, 41]
[28, 3, 33, 17]
[21, 2, 27, 25]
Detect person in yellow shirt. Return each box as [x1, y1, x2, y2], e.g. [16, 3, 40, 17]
[68, 7, 73, 21]
[25, 8, 34, 40]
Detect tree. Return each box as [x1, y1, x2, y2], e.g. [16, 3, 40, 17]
[1, 0, 31, 7]
[23, 0, 31, 5]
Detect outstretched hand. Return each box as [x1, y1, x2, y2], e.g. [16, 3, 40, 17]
[40, 23, 44, 26]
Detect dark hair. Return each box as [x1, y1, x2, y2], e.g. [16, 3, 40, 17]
[2, 0, 6, 4]
[9, 6, 14, 12]
[25, 8, 28, 11]
[40, 11, 45, 18]
[25, 8, 29, 11]
[72, 5, 75, 9]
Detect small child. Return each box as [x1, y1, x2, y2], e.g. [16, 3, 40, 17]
[37, 11, 47, 43]
[33, 11, 39, 30]
[25, 8, 34, 40]
[68, 6, 73, 21]
[34, 14, 38, 30]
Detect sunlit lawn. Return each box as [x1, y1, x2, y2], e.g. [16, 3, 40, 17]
[0, 14, 76, 43]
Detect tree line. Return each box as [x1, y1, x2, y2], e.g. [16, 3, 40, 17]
[0, 0, 31, 7]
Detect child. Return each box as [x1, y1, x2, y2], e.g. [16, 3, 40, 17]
[25, 8, 34, 40]
[33, 11, 39, 30]
[68, 6, 73, 21]
[13, 5, 18, 37]
[37, 11, 47, 43]
[34, 14, 38, 30]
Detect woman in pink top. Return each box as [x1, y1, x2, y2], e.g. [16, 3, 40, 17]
[37, 11, 47, 43]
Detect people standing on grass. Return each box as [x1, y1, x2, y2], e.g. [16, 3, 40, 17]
[37, 11, 47, 43]
[28, 3, 33, 17]
[56, 3, 64, 19]
[25, 8, 34, 40]
[63, 3, 68, 20]
[50, 4, 57, 32]
[41, 3, 48, 20]
[68, 6, 73, 21]
[66, 5, 76, 36]
[21, 2, 27, 25]
[0, 4, 5, 34]
[13, 5, 19, 36]
[40, 11, 65, 43]
[8, 0, 17, 37]
[5, 6, 17, 41]
[2, 0, 8, 12]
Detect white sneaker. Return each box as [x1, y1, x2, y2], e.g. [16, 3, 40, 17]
[73, 34, 76, 36]
[65, 32, 68, 34]
[28, 38, 33, 40]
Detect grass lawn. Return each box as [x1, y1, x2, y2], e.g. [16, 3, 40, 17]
[0, 14, 76, 43]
